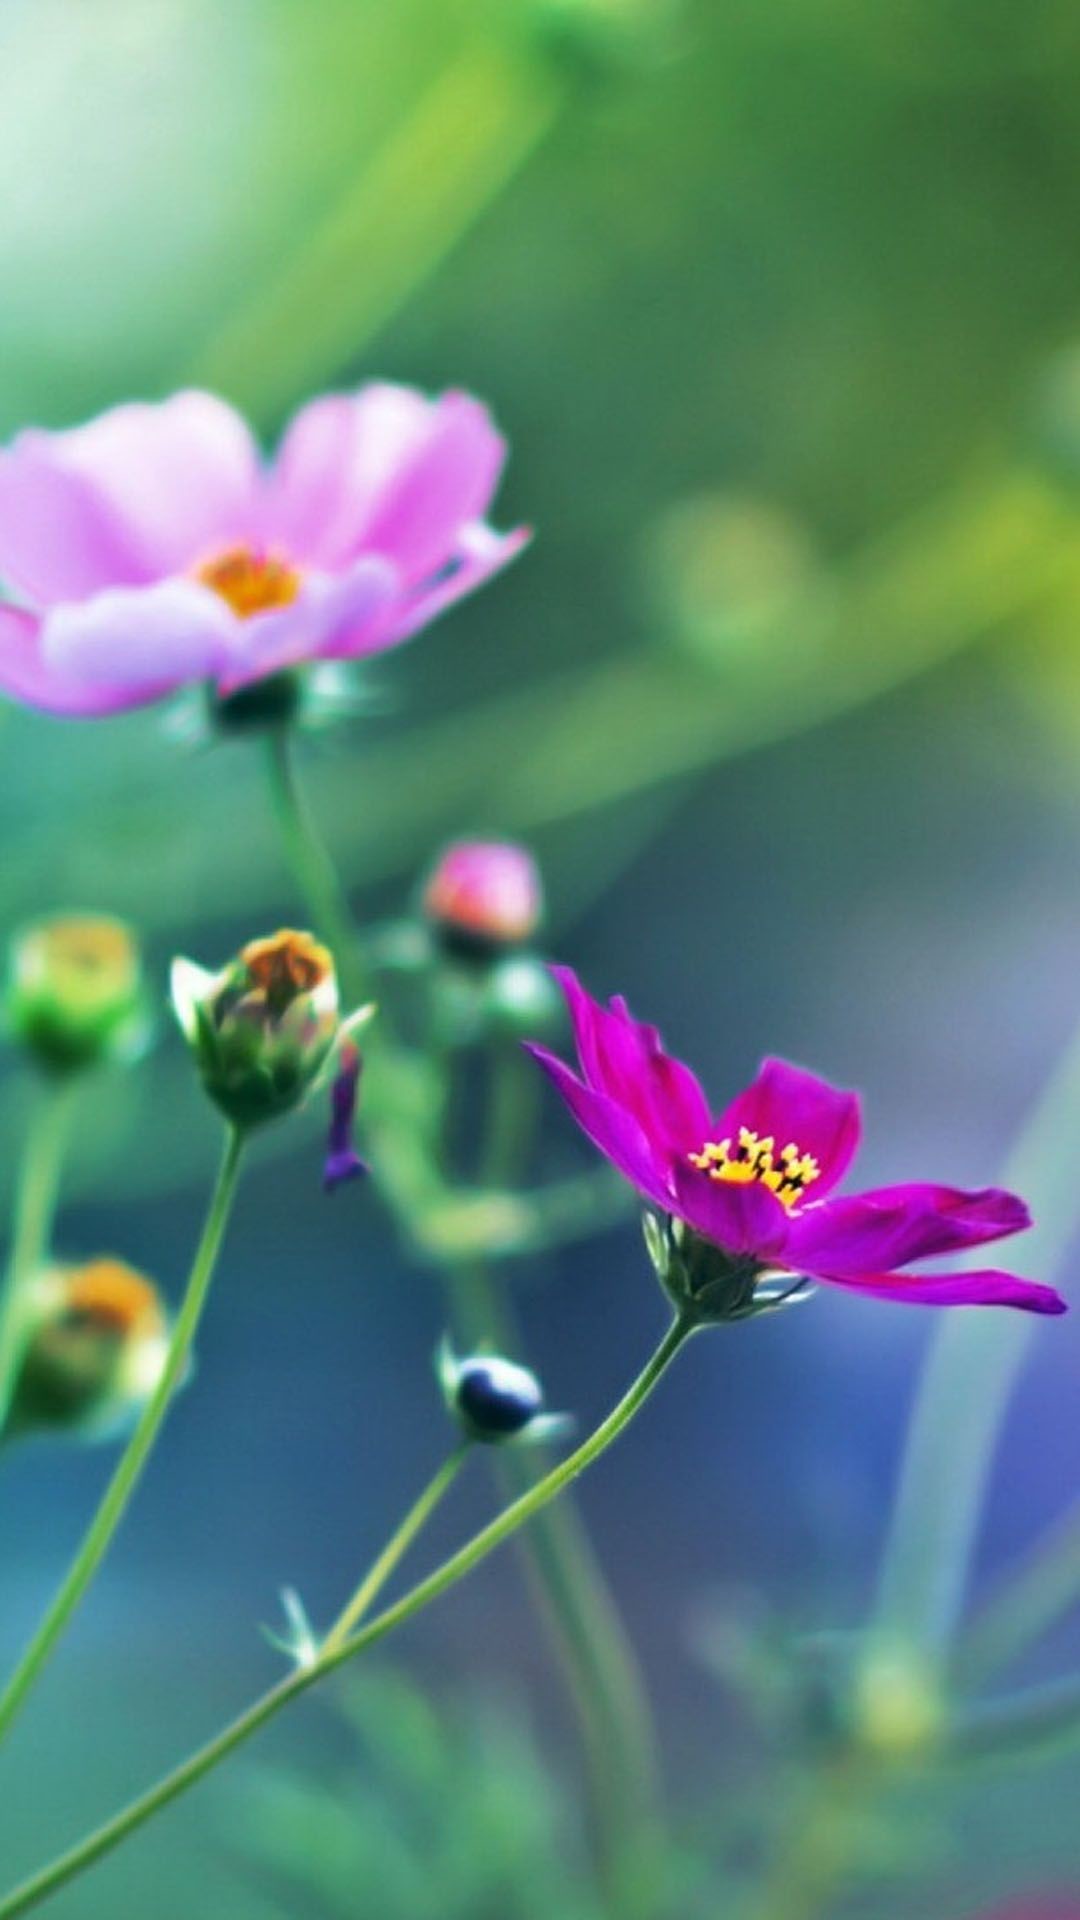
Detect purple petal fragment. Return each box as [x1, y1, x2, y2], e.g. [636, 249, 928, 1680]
[712, 1056, 861, 1198]
[817, 1266, 1067, 1315]
[785, 1183, 1032, 1279]
[323, 1042, 368, 1193]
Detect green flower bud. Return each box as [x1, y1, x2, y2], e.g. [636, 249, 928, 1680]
[479, 955, 564, 1042]
[5, 1258, 170, 1443]
[171, 928, 347, 1130]
[6, 915, 148, 1074]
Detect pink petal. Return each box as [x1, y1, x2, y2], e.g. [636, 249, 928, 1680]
[712, 1056, 861, 1198]
[0, 604, 153, 717]
[817, 1267, 1066, 1315]
[0, 392, 260, 603]
[358, 391, 507, 581]
[40, 578, 234, 702]
[383, 524, 530, 650]
[784, 1183, 1031, 1278]
[670, 1160, 790, 1259]
[523, 1043, 674, 1211]
[215, 556, 398, 692]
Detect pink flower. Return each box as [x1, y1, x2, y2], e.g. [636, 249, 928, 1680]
[0, 385, 527, 717]
[526, 968, 1067, 1318]
[422, 839, 543, 952]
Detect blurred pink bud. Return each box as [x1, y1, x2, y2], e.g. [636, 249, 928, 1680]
[423, 840, 543, 954]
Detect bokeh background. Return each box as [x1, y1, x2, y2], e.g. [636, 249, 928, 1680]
[3, 1, 1080, 1913]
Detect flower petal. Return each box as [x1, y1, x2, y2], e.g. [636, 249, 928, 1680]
[551, 966, 712, 1156]
[384, 523, 530, 649]
[524, 1042, 673, 1210]
[0, 393, 260, 601]
[817, 1266, 1067, 1314]
[0, 604, 151, 716]
[214, 557, 398, 692]
[785, 1183, 1031, 1278]
[713, 1056, 861, 1197]
[670, 1159, 790, 1258]
[40, 578, 234, 703]
[266, 385, 508, 580]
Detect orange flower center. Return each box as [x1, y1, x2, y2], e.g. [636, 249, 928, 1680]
[241, 929, 332, 1007]
[196, 545, 301, 619]
[63, 1260, 163, 1338]
[688, 1126, 820, 1210]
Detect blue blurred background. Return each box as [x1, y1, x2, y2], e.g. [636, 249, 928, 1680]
[3, 1, 1080, 1913]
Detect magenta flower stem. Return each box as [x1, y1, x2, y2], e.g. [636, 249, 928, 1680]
[0, 1315, 693, 1920]
[0, 1126, 246, 1746]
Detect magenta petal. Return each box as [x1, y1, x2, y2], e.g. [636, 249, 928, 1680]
[713, 1056, 861, 1197]
[817, 1266, 1067, 1314]
[0, 393, 259, 601]
[671, 1161, 790, 1259]
[785, 1183, 1031, 1278]
[40, 578, 233, 701]
[524, 1043, 674, 1211]
[551, 966, 712, 1155]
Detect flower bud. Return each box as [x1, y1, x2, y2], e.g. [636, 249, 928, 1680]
[437, 1339, 567, 1446]
[5, 1259, 170, 1443]
[6, 915, 148, 1074]
[171, 929, 342, 1129]
[422, 841, 543, 960]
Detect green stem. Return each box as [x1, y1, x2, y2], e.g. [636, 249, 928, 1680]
[320, 1446, 469, 1655]
[0, 1315, 691, 1919]
[0, 1080, 79, 1430]
[445, 1257, 661, 1911]
[0, 1127, 246, 1745]
[871, 1011, 1080, 1666]
[264, 731, 368, 1007]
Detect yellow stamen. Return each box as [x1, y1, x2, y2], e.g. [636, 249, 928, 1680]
[61, 1260, 163, 1339]
[241, 929, 332, 1004]
[196, 545, 301, 619]
[688, 1126, 820, 1210]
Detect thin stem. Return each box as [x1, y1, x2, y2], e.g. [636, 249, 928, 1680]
[320, 1446, 469, 1656]
[0, 1080, 79, 1430]
[956, 1494, 1080, 1692]
[0, 1127, 246, 1744]
[0, 1315, 692, 1919]
[871, 1011, 1080, 1664]
[445, 1256, 661, 1910]
[264, 731, 368, 1007]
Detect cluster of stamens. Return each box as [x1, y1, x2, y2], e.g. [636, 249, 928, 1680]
[688, 1126, 820, 1209]
[195, 545, 301, 619]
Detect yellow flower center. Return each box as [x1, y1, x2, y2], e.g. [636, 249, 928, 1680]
[196, 545, 301, 619]
[688, 1126, 820, 1210]
[241, 929, 333, 1009]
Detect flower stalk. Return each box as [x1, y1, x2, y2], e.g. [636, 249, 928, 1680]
[0, 1313, 692, 1920]
[0, 1126, 246, 1744]
[0, 1081, 80, 1431]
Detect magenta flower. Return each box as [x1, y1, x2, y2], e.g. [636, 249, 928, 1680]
[0, 385, 527, 717]
[526, 969, 1066, 1319]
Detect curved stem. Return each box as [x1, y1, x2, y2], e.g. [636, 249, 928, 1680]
[0, 1127, 246, 1745]
[0, 1315, 692, 1919]
[0, 1080, 79, 1430]
[320, 1445, 469, 1655]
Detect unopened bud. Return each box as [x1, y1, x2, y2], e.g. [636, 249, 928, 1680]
[5, 1259, 170, 1442]
[171, 929, 346, 1129]
[423, 841, 543, 960]
[437, 1339, 568, 1446]
[7, 915, 148, 1074]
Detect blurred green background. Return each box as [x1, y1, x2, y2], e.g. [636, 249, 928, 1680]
[4, 1, 1080, 1914]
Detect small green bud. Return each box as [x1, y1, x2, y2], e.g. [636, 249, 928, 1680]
[5, 1258, 170, 1443]
[480, 955, 564, 1041]
[6, 915, 148, 1074]
[171, 928, 349, 1129]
